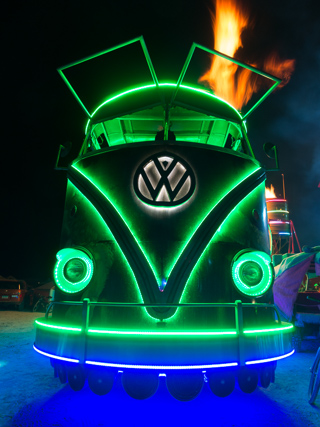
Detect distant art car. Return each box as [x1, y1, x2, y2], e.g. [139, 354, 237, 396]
[33, 38, 294, 400]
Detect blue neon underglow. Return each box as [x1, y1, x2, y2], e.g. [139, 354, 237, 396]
[245, 349, 295, 365]
[85, 360, 239, 370]
[33, 344, 294, 370]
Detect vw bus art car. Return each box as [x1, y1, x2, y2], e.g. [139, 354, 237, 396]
[34, 38, 294, 400]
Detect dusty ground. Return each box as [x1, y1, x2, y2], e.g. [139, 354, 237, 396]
[1, 309, 320, 427]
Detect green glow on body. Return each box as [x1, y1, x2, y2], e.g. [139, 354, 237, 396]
[85, 83, 243, 135]
[88, 329, 236, 336]
[36, 320, 81, 332]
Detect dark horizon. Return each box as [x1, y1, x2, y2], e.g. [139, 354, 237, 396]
[2, 0, 319, 282]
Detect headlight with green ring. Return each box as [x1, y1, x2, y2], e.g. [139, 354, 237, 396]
[231, 250, 273, 297]
[54, 248, 94, 293]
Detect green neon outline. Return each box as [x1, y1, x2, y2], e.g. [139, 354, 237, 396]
[35, 319, 293, 336]
[176, 182, 266, 310]
[53, 248, 94, 294]
[84, 83, 243, 135]
[66, 181, 156, 321]
[165, 168, 261, 284]
[231, 251, 273, 297]
[71, 166, 159, 288]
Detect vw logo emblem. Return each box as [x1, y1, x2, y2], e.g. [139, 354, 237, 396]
[133, 153, 196, 207]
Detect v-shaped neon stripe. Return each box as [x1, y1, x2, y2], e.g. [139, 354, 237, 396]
[70, 164, 264, 319]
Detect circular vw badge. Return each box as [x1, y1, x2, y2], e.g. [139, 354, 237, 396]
[133, 153, 196, 207]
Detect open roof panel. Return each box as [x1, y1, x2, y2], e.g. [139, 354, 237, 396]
[58, 37, 281, 124]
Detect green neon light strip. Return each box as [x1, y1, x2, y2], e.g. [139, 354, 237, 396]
[67, 182, 144, 305]
[165, 168, 262, 297]
[35, 320, 81, 332]
[84, 83, 243, 135]
[167, 168, 260, 278]
[35, 319, 293, 336]
[177, 181, 269, 310]
[71, 166, 159, 287]
[267, 210, 289, 214]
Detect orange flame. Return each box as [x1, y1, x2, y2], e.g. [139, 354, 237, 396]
[199, 0, 295, 111]
[265, 184, 276, 199]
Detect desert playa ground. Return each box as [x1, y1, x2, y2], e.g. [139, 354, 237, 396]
[1, 310, 320, 427]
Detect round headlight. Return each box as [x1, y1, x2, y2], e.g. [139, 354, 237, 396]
[231, 250, 273, 297]
[64, 258, 87, 283]
[54, 248, 94, 293]
[238, 261, 263, 286]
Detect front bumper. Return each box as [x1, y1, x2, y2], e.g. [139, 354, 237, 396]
[34, 300, 294, 371]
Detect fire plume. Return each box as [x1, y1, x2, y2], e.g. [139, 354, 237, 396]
[265, 184, 276, 199]
[199, 0, 295, 111]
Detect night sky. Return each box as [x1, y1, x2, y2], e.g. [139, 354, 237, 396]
[2, 0, 319, 282]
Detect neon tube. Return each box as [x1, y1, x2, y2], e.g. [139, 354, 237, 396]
[243, 325, 293, 334]
[35, 319, 293, 336]
[33, 345, 79, 363]
[85, 360, 239, 370]
[245, 349, 295, 365]
[88, 329, 237, 336]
